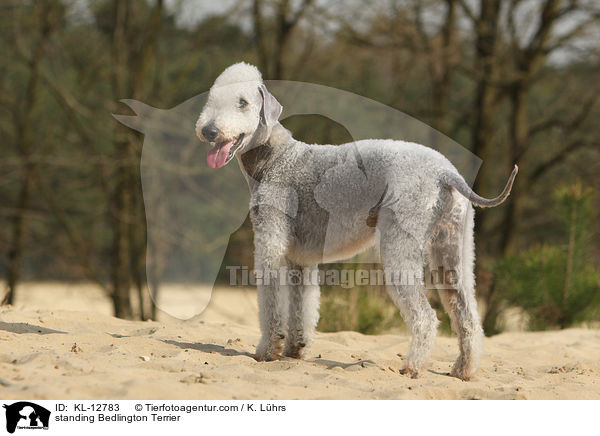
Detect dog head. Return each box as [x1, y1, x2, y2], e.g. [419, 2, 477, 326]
[196, 62, 282, 168]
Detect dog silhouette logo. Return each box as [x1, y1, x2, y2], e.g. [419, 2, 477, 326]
[114, 80, 482, 320]
[2, 402, 50, 433]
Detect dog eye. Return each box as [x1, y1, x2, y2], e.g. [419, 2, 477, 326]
[238, 97, 248, 108]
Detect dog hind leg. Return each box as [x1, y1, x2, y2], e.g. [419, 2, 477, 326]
[431, 200, 483, 380]
[380, 216, 439, 378]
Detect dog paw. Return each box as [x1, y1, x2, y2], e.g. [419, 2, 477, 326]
[255, 353, 281, 362]
[400, 366, 420, 379]
[449, 356, 477, 381]
[282, 343, 307, 359]
[451, 365, 474, 381]
[255, 339, 283, 362]
[254, 349, 281, 362]
[255, 349, 281, 362]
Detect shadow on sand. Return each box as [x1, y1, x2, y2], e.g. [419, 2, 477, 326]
[163, 339, 377, 370]
[0, 322, 66, 335]
[163, 339, 256, 359]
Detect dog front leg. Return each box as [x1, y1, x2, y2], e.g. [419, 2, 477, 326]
[255, 256, 289, 361]
[284, 264, 320, 359]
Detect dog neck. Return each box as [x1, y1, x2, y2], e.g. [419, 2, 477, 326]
[239, 143, 273, 183]
[265, 123, 292, 148]
[238, 123, 293, 184]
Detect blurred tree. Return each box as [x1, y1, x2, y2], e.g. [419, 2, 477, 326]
[495, 183, 600, 329]
[101, 0, 165, 319]
[252, 0, 315, 78]
[2, 0, 65, 304]
[334, 0, 600, 333]
[0, 0, 598, 330]
[473, 0, 600, 333]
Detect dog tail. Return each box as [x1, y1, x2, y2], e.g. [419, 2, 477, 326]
[443, 165, 518, 208]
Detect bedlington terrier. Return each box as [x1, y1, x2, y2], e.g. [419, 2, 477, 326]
[196, 62, 517, 380]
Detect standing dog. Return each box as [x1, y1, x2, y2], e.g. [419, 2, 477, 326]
[196, 62, 517, 380]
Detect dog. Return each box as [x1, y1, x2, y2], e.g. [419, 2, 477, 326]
[196, 62, 517, 380]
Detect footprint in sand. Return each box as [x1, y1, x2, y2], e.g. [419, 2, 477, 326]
[109, 327, 159, 338]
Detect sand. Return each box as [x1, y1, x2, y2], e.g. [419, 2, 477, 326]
[1, 284, 599, 400]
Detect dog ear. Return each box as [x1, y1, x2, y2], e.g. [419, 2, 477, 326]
[258, 84, 282, 128]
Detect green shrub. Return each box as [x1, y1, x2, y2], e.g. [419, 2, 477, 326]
[317, 277, 403, 335]
[495, 183, 600, 330]
[316, 264, 455, 335]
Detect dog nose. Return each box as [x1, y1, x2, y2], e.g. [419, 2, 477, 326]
[202, 123, 219, 142]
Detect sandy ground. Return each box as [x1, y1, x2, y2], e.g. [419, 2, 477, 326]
[1, 284, 599, 399]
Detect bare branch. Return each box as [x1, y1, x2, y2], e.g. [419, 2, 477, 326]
[252, 0, 269, 75]
[457, 0, 476, 23]
[543, 12, 600, 55]
[530, 88, 600, 137]
[528, 139, 592, 183]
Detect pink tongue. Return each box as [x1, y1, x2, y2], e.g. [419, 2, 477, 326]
[207, 140, 235, 168]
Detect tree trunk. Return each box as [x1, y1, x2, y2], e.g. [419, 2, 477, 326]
[482, 278, 502, 335]
[470, 0, 501, 202]
[108, 0, 162, 319]
[111, 133, 134, 319]
[431, 0, 457, 135]
[499, 84, 528, 252]
[4, 174, 33, 305]
[129, 153, 147, 320]
[468, 0, 502, 334]
[3, 2, 51, 304]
